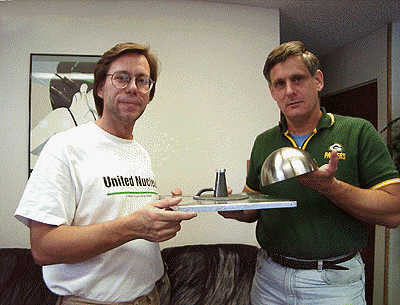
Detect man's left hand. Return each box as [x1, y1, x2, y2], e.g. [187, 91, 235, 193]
[297, 149, 339, 193]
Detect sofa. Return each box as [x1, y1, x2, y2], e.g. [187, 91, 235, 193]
[0, 244, 258, 305]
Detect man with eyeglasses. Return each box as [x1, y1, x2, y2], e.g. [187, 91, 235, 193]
[15, 42, 197, 305]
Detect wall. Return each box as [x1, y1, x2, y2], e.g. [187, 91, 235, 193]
[321, 25, 400, 305]
[0, 0, 279, 248]
[321, 27, 388, 132]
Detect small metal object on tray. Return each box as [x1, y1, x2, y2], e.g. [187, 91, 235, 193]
[163, 168, 297, 212]
[193, 169, 249, 201]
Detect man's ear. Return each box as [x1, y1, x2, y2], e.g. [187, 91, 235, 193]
[314, 69, 324, 92]
[97, 83, 104, 99]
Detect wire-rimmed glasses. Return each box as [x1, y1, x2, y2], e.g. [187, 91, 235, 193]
[106, 71, 155, 93]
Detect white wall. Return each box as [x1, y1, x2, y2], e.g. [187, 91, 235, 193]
[0, 0, 280, 248]
[320, 25, 400, 305]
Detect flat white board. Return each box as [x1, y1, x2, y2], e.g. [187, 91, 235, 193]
[167, 193, 296, 212]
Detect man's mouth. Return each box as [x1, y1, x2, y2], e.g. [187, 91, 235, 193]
[120, 100, 142, 107]
[287, 100, 302, 106]
[118, 100, 143, 113]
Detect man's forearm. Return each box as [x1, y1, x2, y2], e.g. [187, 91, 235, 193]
[30, 217, 132, 266]
[320, 179, 400, 228]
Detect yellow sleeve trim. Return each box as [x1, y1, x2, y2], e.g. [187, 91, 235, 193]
[371, 178, 400, 190]
[245, 184, 261, 193]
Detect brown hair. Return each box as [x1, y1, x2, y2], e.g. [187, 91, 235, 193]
[263, 41, 321, 84]
[93, 42, 159, 117]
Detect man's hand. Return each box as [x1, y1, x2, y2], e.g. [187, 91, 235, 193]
[297, 149, 339, 193]
[171, 188, 183, 196]
[218, 186, 260, 223]
[218, 209, 260, 223]
[129, 197, 197, 243]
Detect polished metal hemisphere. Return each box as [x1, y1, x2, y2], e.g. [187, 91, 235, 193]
[261, 147, 318, 186]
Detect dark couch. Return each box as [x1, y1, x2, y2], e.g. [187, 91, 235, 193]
[0, 244, 258, 305]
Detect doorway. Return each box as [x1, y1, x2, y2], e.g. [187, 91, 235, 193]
[320, 81, 378, 305]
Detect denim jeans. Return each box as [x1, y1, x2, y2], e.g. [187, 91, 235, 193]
[251, 249, 366, 305]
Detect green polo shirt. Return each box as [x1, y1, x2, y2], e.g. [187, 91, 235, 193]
[246, 108, 400, 259]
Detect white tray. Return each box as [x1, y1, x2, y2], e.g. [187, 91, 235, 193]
[165, 193, 296, 212]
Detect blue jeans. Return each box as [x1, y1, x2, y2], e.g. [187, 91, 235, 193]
[251, 249, 366, 305]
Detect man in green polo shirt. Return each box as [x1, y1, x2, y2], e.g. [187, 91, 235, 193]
[220, 41, 400, 304]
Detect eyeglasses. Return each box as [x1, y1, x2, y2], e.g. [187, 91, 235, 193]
[106, 71, 155, 93]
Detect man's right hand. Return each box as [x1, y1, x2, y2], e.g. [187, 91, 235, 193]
[218, 209, 260, 223]
[129, 197, 197, 243]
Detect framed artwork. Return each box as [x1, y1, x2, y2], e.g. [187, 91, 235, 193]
[29, 54, 101, 174]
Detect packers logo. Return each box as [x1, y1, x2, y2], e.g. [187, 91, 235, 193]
[325, 143, 346, 160]
[329, 143, 344, 152]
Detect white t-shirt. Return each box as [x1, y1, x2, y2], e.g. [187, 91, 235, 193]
[15, 122, 164, 302]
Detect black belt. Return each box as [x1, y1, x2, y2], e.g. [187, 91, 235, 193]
[268, 251, 358, 271]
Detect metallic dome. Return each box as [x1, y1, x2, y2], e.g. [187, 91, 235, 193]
[261, 147, 318, 186]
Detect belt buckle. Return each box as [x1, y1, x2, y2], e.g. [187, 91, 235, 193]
[317, 260, 323, 272]
[132, 296, 150, 305]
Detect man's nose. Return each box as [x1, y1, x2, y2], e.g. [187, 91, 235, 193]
[285, 81, 295, 95]
[125, 78, 138, 93]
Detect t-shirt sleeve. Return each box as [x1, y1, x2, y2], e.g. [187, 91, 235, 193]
[246, 138, 262, 192]
[14, 135, 76, 227]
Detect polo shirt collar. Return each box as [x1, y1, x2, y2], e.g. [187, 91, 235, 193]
[279, 107, 334, 135]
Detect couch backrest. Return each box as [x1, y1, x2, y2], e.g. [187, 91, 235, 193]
[0, 248, 58, 305]
[159, 244, 259, 305]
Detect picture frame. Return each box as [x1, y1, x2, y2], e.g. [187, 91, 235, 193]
[29, 53, 101, 174]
